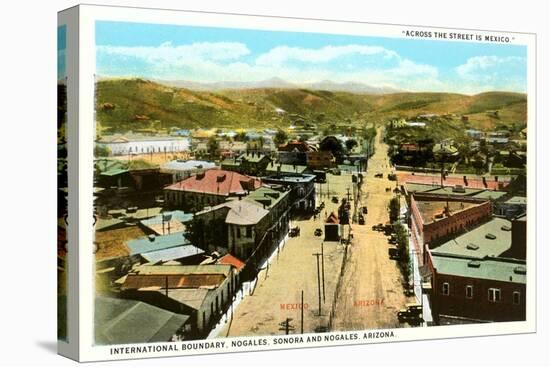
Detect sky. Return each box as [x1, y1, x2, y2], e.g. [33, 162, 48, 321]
[58, 25, 66, 80]
[95, 21, 527, 94]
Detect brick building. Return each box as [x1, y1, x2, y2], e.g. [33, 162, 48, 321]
[424, 214, 527, 324]
[306, 151, 336, 170]
[409, 193, 492, 252]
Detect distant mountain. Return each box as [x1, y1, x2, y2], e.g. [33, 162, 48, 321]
[150, 77, 400, 94]
[95, 78, 526, 134]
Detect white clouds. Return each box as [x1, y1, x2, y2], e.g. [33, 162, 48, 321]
[456, 56, 525, 79]
[96, 41, 525, 93]
[255, 44, 398, 66]
[453, 55, 526, 93]
[97, 41, 251, 66]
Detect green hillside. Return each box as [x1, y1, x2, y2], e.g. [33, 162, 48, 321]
[95, 78, 527, 133]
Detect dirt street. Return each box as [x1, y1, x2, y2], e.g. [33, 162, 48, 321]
[331, 128, 414, 331]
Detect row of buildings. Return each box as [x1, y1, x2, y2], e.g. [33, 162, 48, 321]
[401, 175, 527, 324]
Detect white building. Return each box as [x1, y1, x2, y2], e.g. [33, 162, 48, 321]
[96, 135, 190, 156]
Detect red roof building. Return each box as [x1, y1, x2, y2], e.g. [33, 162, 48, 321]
[164, 169, 262, 212]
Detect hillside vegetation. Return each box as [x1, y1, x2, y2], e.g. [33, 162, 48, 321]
[95, 78, 527, 133]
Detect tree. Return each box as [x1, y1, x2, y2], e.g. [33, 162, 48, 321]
[94, 145, 111, 157]
[393, 222, 411, 285]
[273, 129, 288, 146]
[319, 136, 344, 159]
[207, 137, 219, 158]
[388, 196, 400, 222]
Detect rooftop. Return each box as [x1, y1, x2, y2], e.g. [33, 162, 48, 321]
[126, 232, 190, 255]
[140, 244, 205, 264]
[414, 199, 481, 224]
[133, 264, 233, 277]
[431, 217, 512, 258]
[161, 159, 216, 172]
[400, 173, 507, 190]
[164, 169, 262, 196]
[199, 199, 269, 225]
[94, 296, 188, 345]
[243, 186, 289, 209]
[263, 173, 316, 184]
[265, 162, 309, 175]
[505, 196, 527, 205]
[431, 255, 526, 284]
[121, 273, 226, 291]
[216, 254, 245, 272]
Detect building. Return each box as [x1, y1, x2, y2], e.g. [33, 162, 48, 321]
[277, 140, 312, 165]
[118, 264, 238, 338]
[95, 296, 190, 344]
[96, 135, 190, 156]
[221, 152, 271, 176]
[324, 212, 341, 241]
[161, 160, 217, 183]
[424, 215, 527, 324]
[306, 151, 336, 170]
[426, 253, 526, 323]
[262, 174, 316, 214]
[265, 162, 311, 176]
[496, 196, 527, 218]
[126, 231, 205, 264]
[193, 187, 291, 262]
[409, 193, 492, 254]
[163, 169, 262, 212]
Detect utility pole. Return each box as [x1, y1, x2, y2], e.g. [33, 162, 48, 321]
[313, 253, 322, 316]
[321, 242, 326, 303]
[301, 290, 304, 334]
[279, 318, 295, 335]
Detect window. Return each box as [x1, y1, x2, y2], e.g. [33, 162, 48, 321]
[488, 288, 501, 302]
[466, 285, 473, 299]
[246, 226, 252, 238]
[513, 291, 521, 305]
[236, 227, 241, 238]
[442, 282, 450, 295]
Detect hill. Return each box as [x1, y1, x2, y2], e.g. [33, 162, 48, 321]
[95, 78, 527, 133]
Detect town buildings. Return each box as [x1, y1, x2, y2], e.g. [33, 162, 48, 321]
[96, 135, 190, 156]
[161, 160, 217, 183]
[192, 187, 291, 270]
[117, 263, 238, 339]
[163, 169, 262, 212]
[221, 152, 271, 176]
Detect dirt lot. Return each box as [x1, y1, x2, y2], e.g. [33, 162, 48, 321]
[94, 225, 145, 260]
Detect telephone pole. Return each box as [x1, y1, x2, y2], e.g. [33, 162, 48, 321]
[313, 253, 322, 316]
[279, 318, 295, 335]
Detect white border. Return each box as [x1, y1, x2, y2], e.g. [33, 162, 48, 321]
[70, 4, 536, 362]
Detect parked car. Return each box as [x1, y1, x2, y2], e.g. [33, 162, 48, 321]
[388, 247, 400, 259]
[290, 226, 300, 237]
[388, 173, 397, 181]
[375, 173, 383, 178]
[331, 196, 339, 203]
[358, 215, 365, 225]
[314, 228, 323, 237]
[362, 206, 368, 214]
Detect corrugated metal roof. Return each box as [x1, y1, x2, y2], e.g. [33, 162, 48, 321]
[126, 232, 190, 255]
[94, 297, 189, 345]
[141, 245, 204, 263]
[134, 264, 233, 277]
[121, 273, 226, 290]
